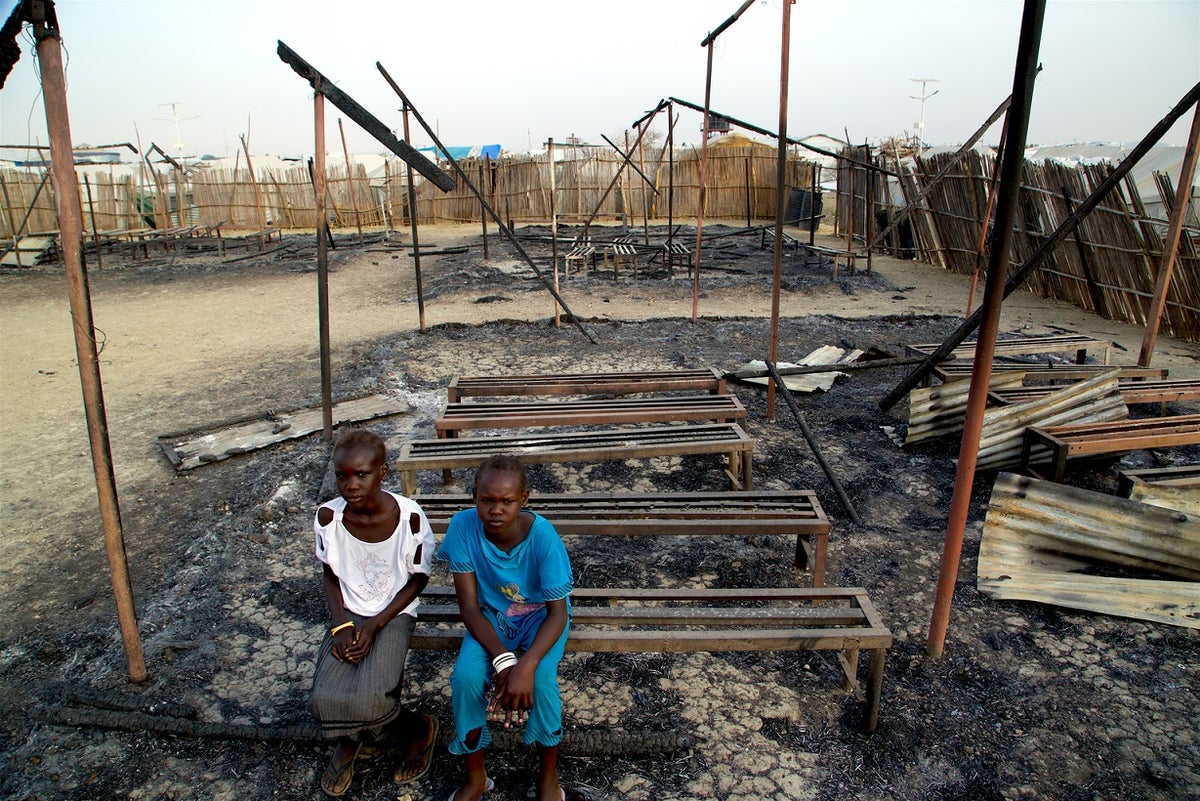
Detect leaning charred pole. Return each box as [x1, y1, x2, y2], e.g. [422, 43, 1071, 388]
[879, 78, 1200, 413]
[376, 61, 596, 344]
[29, 0, 147, 683]
[579, 102, 666, 237]
[277, 41, 454, 192]
[765, 360, 862, 526]
[927, 0, 1046, 660]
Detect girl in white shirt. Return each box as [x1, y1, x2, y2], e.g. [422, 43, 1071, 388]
[309, 429, 438, 797]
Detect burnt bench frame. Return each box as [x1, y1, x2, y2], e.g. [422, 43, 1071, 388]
[1021, 414, 1200, 482]
[414, 490, 831, 587]
[396, 422, 755, 495]
[446, 368, 726, 404]
[412, 585, 892, 734]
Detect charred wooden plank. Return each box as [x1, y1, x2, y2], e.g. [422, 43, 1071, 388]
[276, 40, 455, 191]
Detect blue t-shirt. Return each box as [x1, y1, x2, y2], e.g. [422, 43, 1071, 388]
[437, 508, 573, 627]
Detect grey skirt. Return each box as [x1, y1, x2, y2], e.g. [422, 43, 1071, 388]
[308, 611, 416, 740]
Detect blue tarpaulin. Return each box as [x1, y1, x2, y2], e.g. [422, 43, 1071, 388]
[417, 144, 501, 161]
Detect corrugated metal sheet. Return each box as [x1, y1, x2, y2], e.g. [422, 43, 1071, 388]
[978, 472, 1200, 628]
[1130, 484, 1200, 517]
[905, 372, 1025, 445]
[975, 371, 1128, 470]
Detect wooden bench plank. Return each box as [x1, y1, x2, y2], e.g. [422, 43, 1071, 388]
[396, 423, 754, 495]
[1022, 414, 1200, 481]
[415, 489, 830, 584]
[410, 585, 892, 733]
[448, 368, 725, 402]
[435, 394, 746, 435]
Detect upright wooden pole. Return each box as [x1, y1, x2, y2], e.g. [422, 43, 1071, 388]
[768, 0, 793, 420]
[745, 156, 752, 228]
[83, 174, 103, 270]
[1138, 102, 1200, 366]
[692, 41, 714, 323]
[314, 82, 333, 442]
[636, 122, 650, 239]
[34, 1, 146, 683]
[239, 134, 266, 249]
[337, 118, 364, 245]
[927, 0, 1046, 659]
[401, 103, 425, 332]
[0, 175, 23, 267]
[667, 104, 676, 250]
[549, 137, 560, 327]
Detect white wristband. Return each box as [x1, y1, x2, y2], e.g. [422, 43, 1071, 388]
[492, 651, 518, 672]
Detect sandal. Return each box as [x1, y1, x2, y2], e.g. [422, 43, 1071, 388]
[393, 714, 439, 784]
[445, 776, 494, 801]
[320, 738, 363, 797]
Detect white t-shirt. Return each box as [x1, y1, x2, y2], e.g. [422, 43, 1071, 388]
[314, 491, 435, 618]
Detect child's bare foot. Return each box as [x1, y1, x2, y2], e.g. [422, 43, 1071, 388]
[392, 714, 438, 785]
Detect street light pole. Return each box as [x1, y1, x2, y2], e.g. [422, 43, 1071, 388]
[909, 78, 940, 150]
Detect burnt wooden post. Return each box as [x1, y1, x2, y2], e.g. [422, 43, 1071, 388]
[401, 102, 426, 332]
[313, 83, 334, 442]
[31, 0, 146, 683]
[1139, 101, 1200, 366]
[548, 137, 559, 326]
[693, 1, 755, 322]
[768, 0, 794, 420]
[667, 104, 677, 251]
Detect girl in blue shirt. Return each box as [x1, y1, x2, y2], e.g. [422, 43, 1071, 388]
[437, 454, 573, 801]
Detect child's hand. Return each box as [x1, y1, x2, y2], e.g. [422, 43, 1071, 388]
[331, 627, 357, 663]
[488, 660, 535, 728]
[343, 617, 383, 663]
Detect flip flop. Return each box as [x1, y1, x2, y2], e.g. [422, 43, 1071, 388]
[445, 776, 494, 801]
[320, 739, 363, 797]
[393, 714, 439, 785]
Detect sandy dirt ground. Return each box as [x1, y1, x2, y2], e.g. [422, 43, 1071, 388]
[0, 222, 1197, 800]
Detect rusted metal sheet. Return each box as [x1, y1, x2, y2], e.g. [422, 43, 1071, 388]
[159, 394, 409, 470]
[905, 371, 1025, 445]
[978, 472, 1200, 628]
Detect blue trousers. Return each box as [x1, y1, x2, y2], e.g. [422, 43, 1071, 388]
[448, 609, 569, 753]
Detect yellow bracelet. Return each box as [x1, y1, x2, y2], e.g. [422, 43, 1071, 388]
[330, 621, 355, 637]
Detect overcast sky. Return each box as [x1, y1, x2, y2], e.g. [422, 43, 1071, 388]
[1, 0, 1197, 160]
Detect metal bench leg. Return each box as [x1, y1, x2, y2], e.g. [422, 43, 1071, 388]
[400, 469, 417, 497]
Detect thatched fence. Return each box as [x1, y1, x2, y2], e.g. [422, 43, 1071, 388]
[836, 148, 1200, 342]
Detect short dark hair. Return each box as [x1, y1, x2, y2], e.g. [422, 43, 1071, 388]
[473, 453, 527, 494]
[333, 428, 387, 467]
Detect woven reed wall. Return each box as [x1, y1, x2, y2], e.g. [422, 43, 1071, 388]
[847, 150, 1200, 342]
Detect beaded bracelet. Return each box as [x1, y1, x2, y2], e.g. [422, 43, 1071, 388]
[492, 651, 518, 672]
[330, 621, 356, 637]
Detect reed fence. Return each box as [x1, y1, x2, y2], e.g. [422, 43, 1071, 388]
[836, 148, 1199, 342]
[1, 140, 818, 252]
